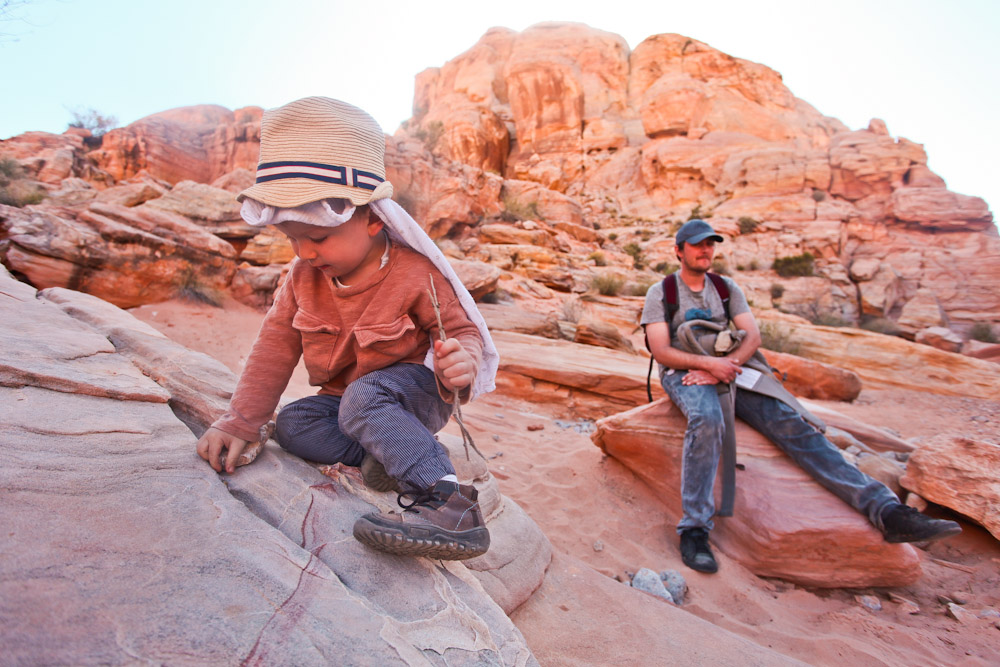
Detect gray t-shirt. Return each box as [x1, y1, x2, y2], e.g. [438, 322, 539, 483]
[641, 273, 750, 357]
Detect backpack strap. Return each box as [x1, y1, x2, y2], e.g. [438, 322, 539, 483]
[646, 274, 679, 402]
[706, 272, 731, 322]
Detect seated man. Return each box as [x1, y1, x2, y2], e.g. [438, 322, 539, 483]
[642, 219, 961, 574]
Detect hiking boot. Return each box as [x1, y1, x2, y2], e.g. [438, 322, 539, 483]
[880, 503, 962, 543]
[679, 528, 718, 573]
[360, 452, 400, 493]
[352, 480, 490, 560]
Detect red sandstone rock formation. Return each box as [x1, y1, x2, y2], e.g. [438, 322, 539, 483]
[1, 21, 997, 341]
[88, 105, 262, 185]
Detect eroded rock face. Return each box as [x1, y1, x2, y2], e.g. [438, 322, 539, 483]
[0, 202, 237, 308]
[592, 400, 921, 587]
[1, 268, 545, 663]
[88, 105, 263, 185]
[901, 436, 1000, 540]
[758, 313, 1000, 400]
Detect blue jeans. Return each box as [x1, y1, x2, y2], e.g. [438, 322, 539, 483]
[274, 364, 454, 490]
[660, 369, 898, 534]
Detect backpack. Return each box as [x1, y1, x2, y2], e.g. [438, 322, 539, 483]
[645, 272, 730, 402]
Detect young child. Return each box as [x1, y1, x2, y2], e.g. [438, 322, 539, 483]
[196, 97, 499, 561]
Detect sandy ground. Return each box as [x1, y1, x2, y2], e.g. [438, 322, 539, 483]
[131, 296, 1000, 666]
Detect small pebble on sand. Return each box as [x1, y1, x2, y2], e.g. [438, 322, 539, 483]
[856, 595, 882, 612]
[527, 424, 544, 431]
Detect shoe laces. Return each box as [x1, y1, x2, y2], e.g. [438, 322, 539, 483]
[397, 487, 444, 512]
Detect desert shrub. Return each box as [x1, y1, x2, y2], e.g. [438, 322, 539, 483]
[588, 251, 607, 266]
[772, 252, 815, 277]
[749, 259, 760, 271]
[412, 120, 445, 150]
[860, 316, 902, 336]
[0, 158, 45, 207]
[687, 205, 711, 221]
[738, 216, 760, 234]
[759, 322, 800, 355]
[811, 189, 827, 202]
[501, 195, 541, 222]
[174, 268, 224, 307]
[625, 280, 655, 297]
[654, 261, 677, 275]
[623, 242, 645, 269]
[640, 229, 653, 241]
[769, 283, 785, 300]
[607, 232, 618, 241]
[812, 312, 849, 327]
[970, 322, 998, 343]
[711, 259, 729, 275]
[591, 273, 624, 296]
[67, 106, 118, 137]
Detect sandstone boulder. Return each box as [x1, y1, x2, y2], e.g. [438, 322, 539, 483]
[448, 258, 501, 300]
[0, 202, 237, 308]
[915, 326, 963, 353]
[492, 330, 660, 418]
[479, 303, 562, 339]
[142, 180, 253, 239]
[901, 436, 1000, 540]
[230, 263, 283, 310]
[592, 399, 921, 587]
[760, 349, 862, 402]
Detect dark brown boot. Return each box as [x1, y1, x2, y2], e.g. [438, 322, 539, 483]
[353, 480, 490, 560]
[360, 452, 401, 493]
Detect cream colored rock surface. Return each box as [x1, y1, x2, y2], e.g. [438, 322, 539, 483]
[1, 270, 545, 663]
[901, 437, 1000, 540]
[592, 399, 921, 587]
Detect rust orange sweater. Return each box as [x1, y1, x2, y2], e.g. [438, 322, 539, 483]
[212, 245, 483, 442]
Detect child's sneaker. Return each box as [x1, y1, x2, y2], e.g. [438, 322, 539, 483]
[360, 452, 401, 493]
[352, 480, 490, 560]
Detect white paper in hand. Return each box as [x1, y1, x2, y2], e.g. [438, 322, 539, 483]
[734, 366, 762, 390]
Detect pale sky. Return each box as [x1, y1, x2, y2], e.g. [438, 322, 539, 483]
[2, 0, 997, 221]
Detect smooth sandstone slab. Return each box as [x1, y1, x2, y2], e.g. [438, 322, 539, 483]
[901, 437, 1000, 541]
[0, 272, 168, 403]
[592, 399, 921, 587]
[1, 272, 542, 664]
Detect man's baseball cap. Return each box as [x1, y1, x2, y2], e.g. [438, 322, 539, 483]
[676, 219, 724, 245]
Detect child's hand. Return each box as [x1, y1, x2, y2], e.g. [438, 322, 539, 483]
[196, 427, 248, 474]
[433, 338, 475, 392]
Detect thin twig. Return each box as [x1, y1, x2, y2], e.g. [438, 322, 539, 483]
[428, 274, 484, 461]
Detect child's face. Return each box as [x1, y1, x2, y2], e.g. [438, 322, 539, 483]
[277, 208, 385, 284]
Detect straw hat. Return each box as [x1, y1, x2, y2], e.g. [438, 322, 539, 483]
[238, 97, 394, 208]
